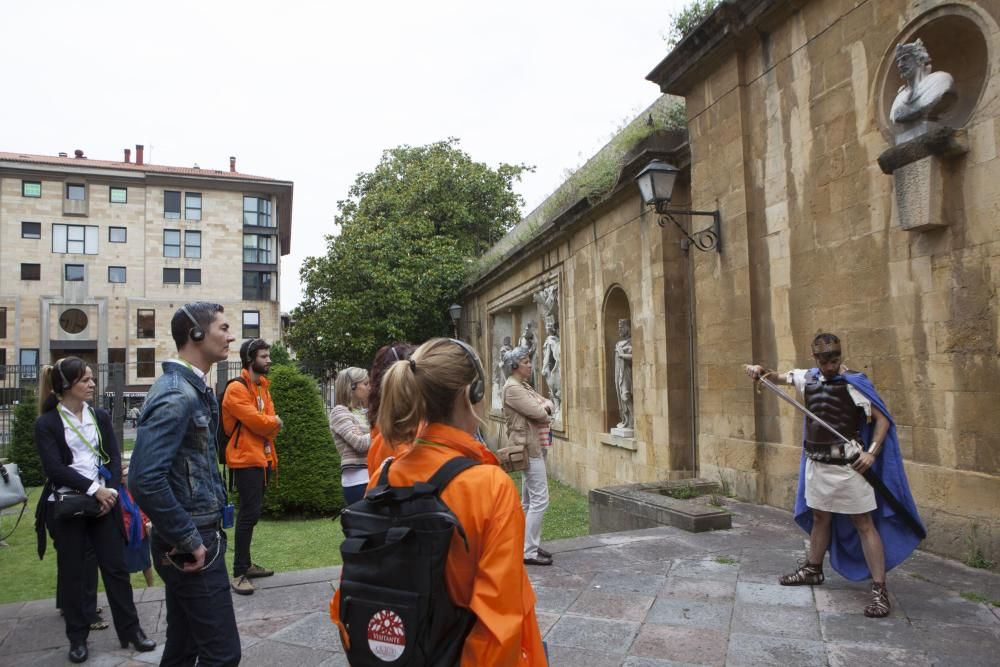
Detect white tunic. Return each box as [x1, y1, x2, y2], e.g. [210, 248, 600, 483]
[787, 370, 876, 515]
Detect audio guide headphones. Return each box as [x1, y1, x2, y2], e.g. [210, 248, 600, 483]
[450, 338, 485, 404]
[180, 305, 205, 342]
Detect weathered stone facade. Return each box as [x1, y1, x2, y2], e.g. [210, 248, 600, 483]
[465, 0, 1000, 563]
[0, 151, 292, 388]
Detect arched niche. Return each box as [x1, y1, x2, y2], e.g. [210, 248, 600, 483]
[603, 285, 632, 433]
[875, 5, 991, 140]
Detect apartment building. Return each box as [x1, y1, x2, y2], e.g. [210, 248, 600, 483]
[0, 146, 293, 390]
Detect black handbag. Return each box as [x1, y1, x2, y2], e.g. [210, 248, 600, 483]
[52, 491, 102, 520]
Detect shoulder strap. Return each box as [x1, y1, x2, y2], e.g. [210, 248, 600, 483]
[426, 457, 479, 494]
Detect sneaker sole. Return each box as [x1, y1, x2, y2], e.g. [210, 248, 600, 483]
[245, 572, 274, 579]
[231, 586, 255, 595]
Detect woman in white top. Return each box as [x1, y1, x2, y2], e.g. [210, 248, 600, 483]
[34, 356, 154, 663]
[328, 367, 371, 505]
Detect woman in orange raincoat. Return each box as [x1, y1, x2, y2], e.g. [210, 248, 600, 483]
[331, 338, 546, 665]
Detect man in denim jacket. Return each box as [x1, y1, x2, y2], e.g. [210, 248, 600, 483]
[129, 302, 240, 666]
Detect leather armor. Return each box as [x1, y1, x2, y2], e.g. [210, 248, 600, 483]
[803, 377, 862, 462]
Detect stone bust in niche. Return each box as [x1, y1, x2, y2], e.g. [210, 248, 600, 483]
[889, 39, 957, 127]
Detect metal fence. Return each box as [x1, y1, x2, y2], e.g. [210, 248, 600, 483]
[0, 361, 338, 460]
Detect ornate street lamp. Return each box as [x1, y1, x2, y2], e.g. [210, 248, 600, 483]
[448, 302, 462, 338]
[634, 160, 721, 254]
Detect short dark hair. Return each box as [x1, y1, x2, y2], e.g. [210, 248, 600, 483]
[812, 332, 840, 348]
[240, 338, 271, 369]
[171, 302, 225, 349]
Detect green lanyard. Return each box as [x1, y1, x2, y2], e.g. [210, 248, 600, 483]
[58, 405, 110, 465]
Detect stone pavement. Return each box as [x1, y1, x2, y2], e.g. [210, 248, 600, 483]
[1, 499, 998, 666]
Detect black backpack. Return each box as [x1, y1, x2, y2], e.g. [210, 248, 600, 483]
[216, 377, 248, 466]
[338, 456, 479, 667]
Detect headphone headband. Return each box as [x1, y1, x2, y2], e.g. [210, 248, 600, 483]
[449, 338, 485, 404]
[55, 358, 70, 389]
[181, 304, 205, 342]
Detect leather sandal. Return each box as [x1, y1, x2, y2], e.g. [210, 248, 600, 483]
[779, 561, 825, 586]
[864, 582, 891, 618]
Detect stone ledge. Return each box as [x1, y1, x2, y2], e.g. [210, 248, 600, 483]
[600, 433, 637, 451]
[589, 480, 732, 534]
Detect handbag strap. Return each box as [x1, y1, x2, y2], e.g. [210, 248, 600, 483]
[0, 501, 28, 542]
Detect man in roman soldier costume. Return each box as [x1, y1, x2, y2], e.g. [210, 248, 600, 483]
[745, 333, 925, 618]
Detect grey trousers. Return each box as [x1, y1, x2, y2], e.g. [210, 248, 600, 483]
[521, 454, 550, 558]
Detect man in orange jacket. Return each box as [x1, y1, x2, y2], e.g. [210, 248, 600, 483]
[222, 338, 282, 595]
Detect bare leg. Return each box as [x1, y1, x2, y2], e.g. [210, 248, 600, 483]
[849, 512, 886, 583]
[808, 509, 833, 565]
[780, 509, 831, 585]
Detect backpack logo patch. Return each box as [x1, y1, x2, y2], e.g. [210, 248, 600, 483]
[367, 609, 405, 661]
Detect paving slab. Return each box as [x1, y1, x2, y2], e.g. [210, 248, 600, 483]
[2, 498, 999, 665]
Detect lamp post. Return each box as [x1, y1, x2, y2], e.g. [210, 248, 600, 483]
[634, 159, 721, 254]
[448, 302, 462, 339]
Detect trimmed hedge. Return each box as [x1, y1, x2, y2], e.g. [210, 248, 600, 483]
[262, 365, 343, 515]
[8, 390, 43, 487]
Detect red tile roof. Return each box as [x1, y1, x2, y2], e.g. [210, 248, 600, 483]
[0, 151, 286, 182]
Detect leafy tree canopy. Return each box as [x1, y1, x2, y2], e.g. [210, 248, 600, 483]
[290, 139, 530, 368]
[665, 0, 721, 47]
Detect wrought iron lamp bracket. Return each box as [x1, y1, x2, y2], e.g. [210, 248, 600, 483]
[653, 201, 721, 254]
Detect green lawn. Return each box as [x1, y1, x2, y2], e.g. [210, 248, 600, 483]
[0, 474, 588, 605]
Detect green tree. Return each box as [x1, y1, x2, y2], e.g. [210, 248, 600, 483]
[262, 365, 342, 515]
[290, 138, 530, 368]
[665, 0, 721, 47]
[9, 390, 43, 487]
[269, 341, 292, 367]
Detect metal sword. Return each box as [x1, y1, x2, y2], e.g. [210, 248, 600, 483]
[756, 375, 852, 445]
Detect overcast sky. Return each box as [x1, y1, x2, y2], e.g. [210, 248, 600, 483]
[0, 0, 686, 309]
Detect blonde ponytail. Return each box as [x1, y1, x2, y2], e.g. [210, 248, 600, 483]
[377, 360, 426, 448]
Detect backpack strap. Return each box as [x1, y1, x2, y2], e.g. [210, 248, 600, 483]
[426, 456, 480, 494]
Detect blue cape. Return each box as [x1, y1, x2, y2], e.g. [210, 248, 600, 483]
[793, 370, 925, 581]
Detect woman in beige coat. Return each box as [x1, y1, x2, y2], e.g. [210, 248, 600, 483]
[502, 346, 554, 565]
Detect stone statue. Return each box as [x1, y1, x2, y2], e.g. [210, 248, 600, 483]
[614, 318, 633, 433]
[533, 286, 558, 324]
[519, 320, 537, 387]
[492, 335, 513, 411]
[889, 39, 957, 127]
[541, 320, 561, 421]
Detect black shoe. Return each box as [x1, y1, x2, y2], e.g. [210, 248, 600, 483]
[537, 547, 552, 559]
[524, 554, 553, 566]
[69, 640, 88, 663]
[120, 627, 156, 652]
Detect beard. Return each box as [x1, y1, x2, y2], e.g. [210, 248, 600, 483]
[251, 360, 270, 375]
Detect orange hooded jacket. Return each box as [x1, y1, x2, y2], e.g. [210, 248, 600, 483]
[331, 423, 546, 666]
[221, 368, 280, 470]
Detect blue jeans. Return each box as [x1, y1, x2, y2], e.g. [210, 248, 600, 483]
[152, 527, 240, 666]
[343, 482, 368, 506]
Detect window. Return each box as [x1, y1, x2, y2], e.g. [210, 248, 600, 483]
[109, 227, 127, 243]
[0, 348, 5, 380]
[163, 230, 181, 257]
[243, 310, 260, 338]
[109, 187, 127, 204]
[21, 263, 40, 280]
[66, 183, 86, 201]
[137, 309, 155, 338]
[163, 268, 180, 284]
[184, 268, 202, 284]
[20, 348, 39, 379]
[243, 234, 274, 264]
[22, 181, 41, 197]
[21, 222, 41, 239]
[0, 307, 6, 337]
[59, 308, 88, 334]
[53, 224, 98, 254]
[184, 230, 202, 259]
[243, 271, 273, 300]
[108, 266, 126, 283]
[137, 348, 156, 378]
[164, 190, 181, 219]
[243, 195, 272, 227]
[185, 193, 202, 220]
[65, 264, 85, 282]
[108, 348, 126, 364]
